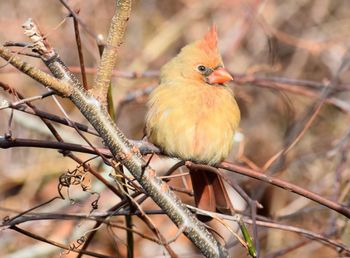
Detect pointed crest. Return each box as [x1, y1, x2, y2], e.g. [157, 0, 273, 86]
[197, 25, 218, 53]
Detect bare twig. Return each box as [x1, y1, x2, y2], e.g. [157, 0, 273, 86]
[264, 240, 310, 258]
[188, 207, 350, 254]
[58, 0, 98, 40]
[0, 90, 55, 110]
[71, 9, 88, 90]
[90, 0, 132, 105]
[0, 81, 98, 135]
[218, 162, 350, 219]
[10, 226, 112, 258]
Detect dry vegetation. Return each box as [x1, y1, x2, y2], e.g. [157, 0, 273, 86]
[0, 0, 350, 257]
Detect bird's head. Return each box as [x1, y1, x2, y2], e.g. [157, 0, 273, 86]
[161, 26, 233, 86]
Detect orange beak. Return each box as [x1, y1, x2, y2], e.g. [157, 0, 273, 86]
[207, 67, 233, 84]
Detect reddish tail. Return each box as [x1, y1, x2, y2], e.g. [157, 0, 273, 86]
[189, 168, 233, 218]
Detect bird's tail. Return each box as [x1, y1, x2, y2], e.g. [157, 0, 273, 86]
[189, 168, 234, 218]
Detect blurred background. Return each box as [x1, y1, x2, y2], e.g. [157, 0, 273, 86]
[0, 0, 350, 257]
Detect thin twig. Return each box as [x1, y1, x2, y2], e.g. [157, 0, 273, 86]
[218, 162, 350, 219]
[0, 81, 98, 135]
[71, 9, 88, 90]
[58, 0, 99, 40]
[10, 226, 112, 258]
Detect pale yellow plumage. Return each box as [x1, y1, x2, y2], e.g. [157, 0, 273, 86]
[146, 27, 240, 165]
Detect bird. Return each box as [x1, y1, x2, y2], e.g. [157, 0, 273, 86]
[145, 26, 240, 215]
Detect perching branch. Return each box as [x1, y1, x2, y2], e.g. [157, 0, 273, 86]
[217, 162, 350, 219]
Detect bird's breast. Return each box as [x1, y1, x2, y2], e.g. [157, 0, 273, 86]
[146, 82, 240, 164]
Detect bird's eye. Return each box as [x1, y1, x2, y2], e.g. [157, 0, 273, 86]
[197, 65, 207, 72]
[197, 65, 213, 76]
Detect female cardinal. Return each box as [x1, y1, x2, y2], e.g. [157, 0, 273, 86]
[145, 26, 240, 214]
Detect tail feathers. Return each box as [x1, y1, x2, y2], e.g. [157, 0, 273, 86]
[189, 168, 234, 216]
